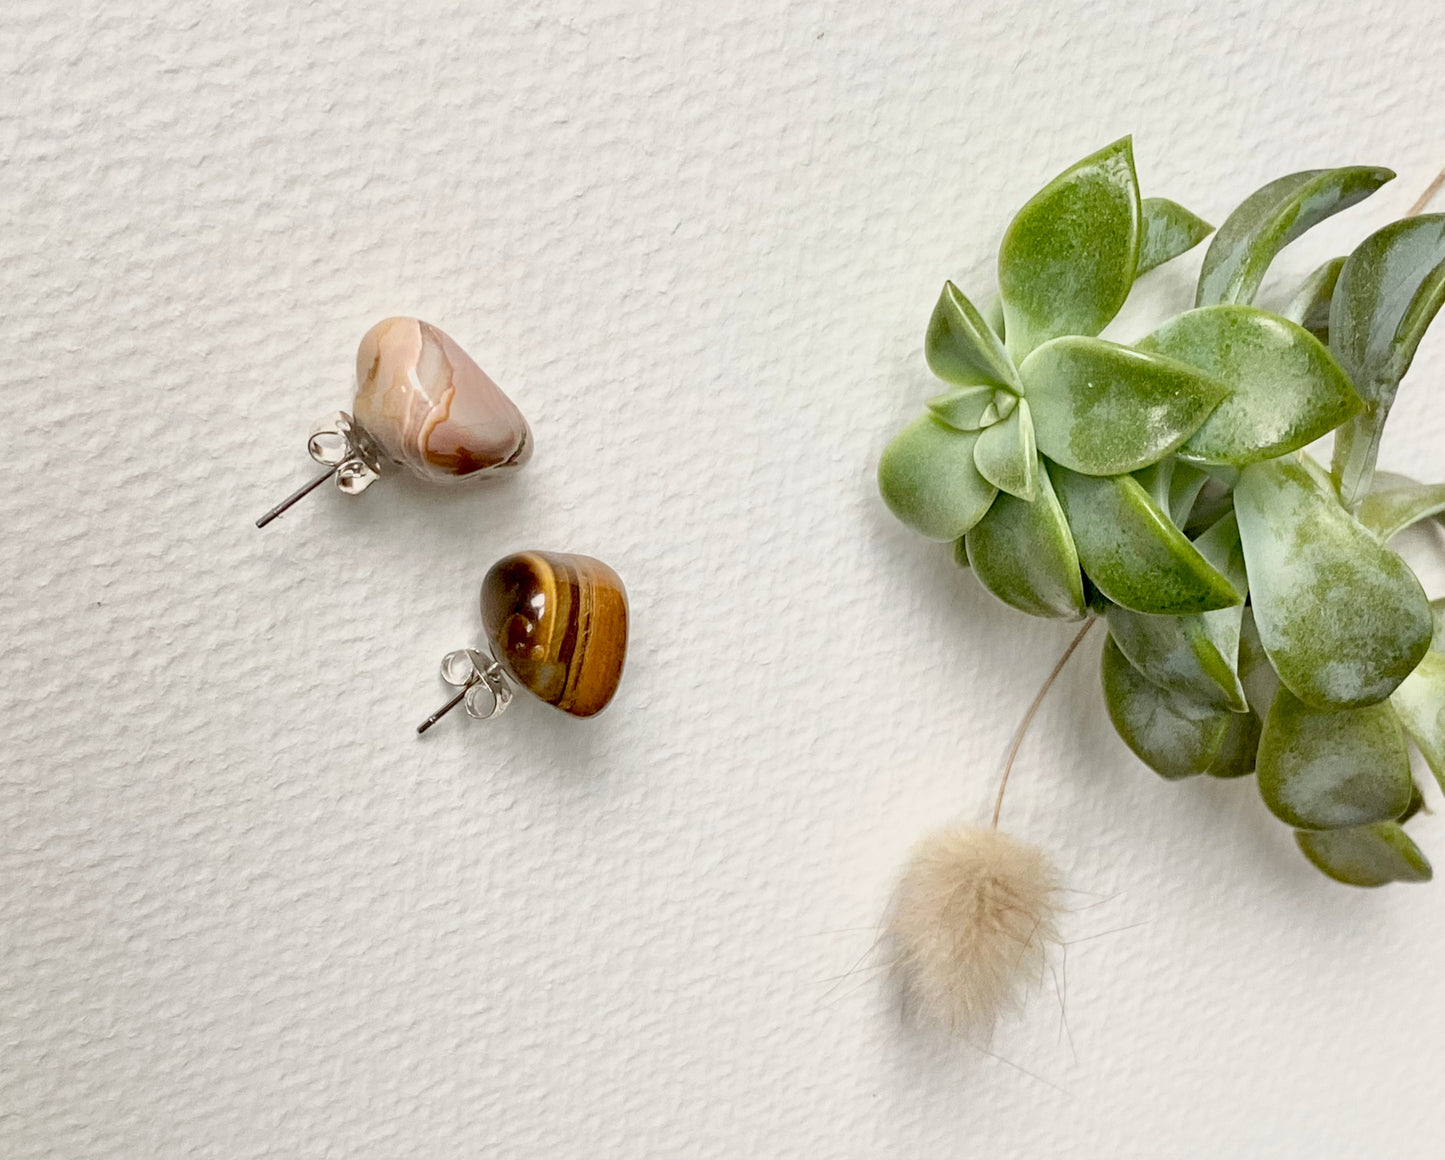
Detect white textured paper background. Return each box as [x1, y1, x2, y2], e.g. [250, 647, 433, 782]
[4, 2, 1445, 1156]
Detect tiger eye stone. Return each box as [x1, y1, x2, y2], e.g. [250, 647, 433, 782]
[481, 551, 628, 718]
[352, 316, 532, 484]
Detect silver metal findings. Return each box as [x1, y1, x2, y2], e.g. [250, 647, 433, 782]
[256, 412, 383, 528]
[416, 648, 514, 735]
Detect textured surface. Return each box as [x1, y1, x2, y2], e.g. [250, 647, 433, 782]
[4, 2, 1445, 1156]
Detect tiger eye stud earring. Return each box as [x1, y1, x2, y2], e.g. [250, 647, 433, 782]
[256, 316, 532, 527]
[417, 551, 629, 733]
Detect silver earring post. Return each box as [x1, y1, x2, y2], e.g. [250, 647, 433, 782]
[255, 411, 383, 528]
[417, 648, 514, 734]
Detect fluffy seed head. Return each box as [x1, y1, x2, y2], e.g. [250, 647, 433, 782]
[886, 824, 1060, 1035]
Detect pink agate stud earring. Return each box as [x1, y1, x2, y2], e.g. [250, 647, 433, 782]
[256, 317, 532, 527]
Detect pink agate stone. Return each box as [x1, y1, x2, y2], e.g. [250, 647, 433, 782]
[352, 317, 532, 483]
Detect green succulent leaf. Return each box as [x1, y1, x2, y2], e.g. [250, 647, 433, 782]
[1195, 166, 1394, 308]
[1102, 635, 1235, 779]
[1020, 337, 1228, 475]
[878, 415, 998, 541]
[1137, 197, 1213, 277]
[1391, 603, 1445, 790]
[984, 295, 1006, 342]
[965, 459, 1085, 619]
[925, 281, 1022, 390]
[1207, 709, 1262, 778]
[1392, 650, 1445, 791]
[1237, 607, 1282, 722]
[972, 399, 1038, 501]
[1105, 513, 1249, 711]
[1168, 463, 1211, 528]
[1355, 471, 1445, 541]
[998, 137, 1141, 361]
[1257, 686, 1413, 830]
[1049, 463, 1241, 615]
[1296, 823, 1432, 887]
[1330, 215, 1445, 502]
[1283, 256, 1345, 343]
[1137, 305, 1361, 466]
[1235, 456, 1433, 708]
[927, 384, 1000, 431]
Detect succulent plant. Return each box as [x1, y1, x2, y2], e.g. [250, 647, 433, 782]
[879, 137, 1445, 888]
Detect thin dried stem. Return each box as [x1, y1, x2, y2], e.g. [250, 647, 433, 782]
[1406, 166, 1445, 218]
[990, 616, 1098, 828]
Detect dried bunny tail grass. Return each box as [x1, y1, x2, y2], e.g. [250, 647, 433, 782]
[886, 824, 1060, 1035]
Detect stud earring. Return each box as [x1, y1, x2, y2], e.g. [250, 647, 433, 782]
[256, 316, 532, 527]
[417, 551, 629, 733]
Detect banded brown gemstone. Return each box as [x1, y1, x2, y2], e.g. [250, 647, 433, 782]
[352, 317, 532, 483]
[481, 551, 628, 718]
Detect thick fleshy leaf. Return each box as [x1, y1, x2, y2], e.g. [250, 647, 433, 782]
[1235, 457, 1433, 708]
[1391, 603, 1445, 789]
[972, 400, 1037, 501]
[1105, 514, 1249, 711]
[1195, 166, 1394, 307]
[1238, 608, 1281, 721]
[878, 415, 998, 541]
[1392, 649, 1445, 790]
[1330, 215, 1445, 502]
[1049, 464, 1241, 615]
[1207, 709, 1262, 778]
[925, 281, 1021, 389]
[998, 137, 1141, 360]
[1134, 458, 1210, 528]
[1356, 471, 1445, 540]
[1296, 823, 1432, 886]
[1137, 197, 1213, 277]
[1137, 305, 1361, 466]
[1168, 463, 1211, 528]
[1102, 635, 1234, 779]
[928, 384, 1001, 431]
[1284, 256, 1345, 343]
[984, 295, 1006, 342]
[1183, 475, 1234, 535]
[966, 461, 1085, 619]
[1021, 337, 1228, 475]
[1258, 687, 1413, 830]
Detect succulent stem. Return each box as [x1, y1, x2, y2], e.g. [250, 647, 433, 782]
[991, 616, 1098, 828]
[1406, 166, 1445, 218]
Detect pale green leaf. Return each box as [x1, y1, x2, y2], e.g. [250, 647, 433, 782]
[1283, 256, 1345, 342]
[1356, 471, 1445, 541]
[999, 137, 1141, 361]
[1296, 823, 1432, 886]
[1105, 514, 1249, 711]
[1196, 166, 1394, 307]
[1391, 648, 1445, 792]
[1137, 305, 1361, 466]
[1021, 337, 1228, 475]
[972, 400, 1037, 501]
[878, 415, 998, 541]
[1049, 463, 1242, 615]
[1235, 457, 1432, 708]
[1238, 607, 1281, 721]
[966, 459, 1085, 619]
[1137, 197, 1213, 277]
[927, 384, 1000, 431]
[925, 281, 1021, 389]
[984, 295, 1006, 342]
[1102, 635, 1234, 779]
[1206, 709, 1262, 778]
[1258, 687, 1413, 830]
[1330, 215, 1445, 503]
